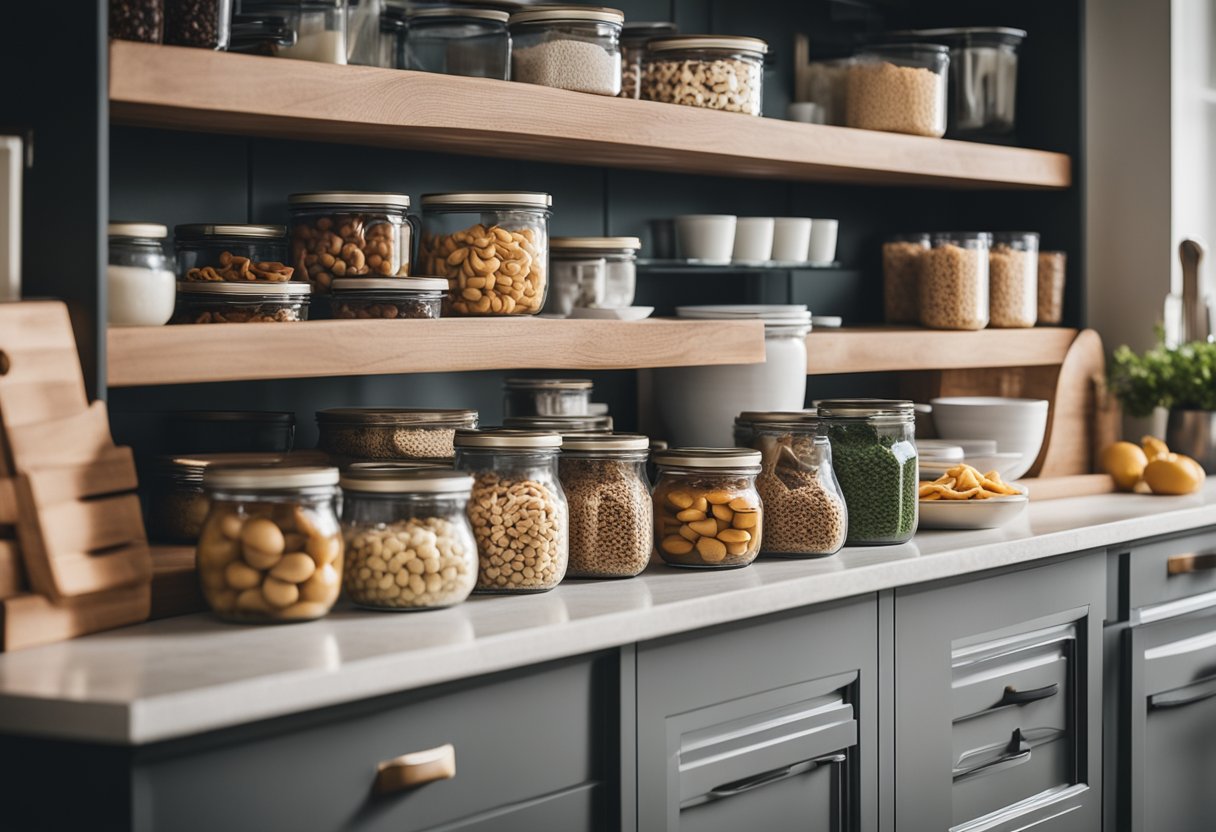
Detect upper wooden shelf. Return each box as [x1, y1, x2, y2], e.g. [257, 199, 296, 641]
[807, 327, 1080, 375]
[109, 42, 1072, 190]
[106, 318, 765, 387]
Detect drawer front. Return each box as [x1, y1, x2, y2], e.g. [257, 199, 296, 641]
[1123, 526, 1216, 613]
[679, 753, 846, 832]
[432, 783, 603, 832]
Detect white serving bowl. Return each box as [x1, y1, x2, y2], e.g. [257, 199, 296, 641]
[919, 494, 1029, 530]
[929, 397, 1049, 481]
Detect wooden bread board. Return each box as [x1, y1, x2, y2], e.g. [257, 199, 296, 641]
[0, 584, 150, 652]
[1023, 474, 1117, 501]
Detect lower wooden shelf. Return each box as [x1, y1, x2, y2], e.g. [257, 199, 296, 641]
[806, 327, 1080, 375]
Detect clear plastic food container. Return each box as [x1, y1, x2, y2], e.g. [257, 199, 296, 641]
[509, 5, 624, 96]
[340, 468, 478, 610]
[502, 414, 614, 434]
[172, 281, 311, 323]
[418, 192, 552, 316]
[989, 231, 1039, 328]
[111, 0, 164, 42]
[403, 6, 510, 79]
[919, 232, 991, 330]
[109, 222, 176, 327]
[619, 21, 677, 99]
[316, 408, 479, 462]
[289, 192, 414, 294]
[907, 27, 1025, 135]
[240, 0, 348, 63]
[1038, 251, 1067, 325]
[196, 464, 343, 623]
[548, 236, 641, 314]
[883, 232, 930, 325]
[164, 0, 233, 49]
[503, 378, 593, 417]
[847, 43, 949, 137]
[454, 430, 569, 593]
[800, 57, 851, 126]
[559, 433, 652, 578]
[328, 277, 447, 319]
[653, 448, 762, 568]
[642, 35, 768, 116]
[175, 224, 293, 283]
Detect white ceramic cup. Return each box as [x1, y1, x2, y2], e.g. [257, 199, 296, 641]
[771, 218, 813, 262]
[731, 217, 775, 262]
[675, 214, 737, 264]
[807, 218, 839, 264]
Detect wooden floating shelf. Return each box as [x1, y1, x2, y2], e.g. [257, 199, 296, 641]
[806, 327, 1080, 375]
[106, 318, 766, 387]
[109, 42, 1071, 190]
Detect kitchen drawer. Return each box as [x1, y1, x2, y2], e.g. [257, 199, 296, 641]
[1120, 526, 1216, 615]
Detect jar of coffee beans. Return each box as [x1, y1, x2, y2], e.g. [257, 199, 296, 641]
[559, 433, 652, 578]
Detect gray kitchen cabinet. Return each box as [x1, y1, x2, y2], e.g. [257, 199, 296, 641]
[635, 596, 878, 832]
[894, 553, 1105, 831]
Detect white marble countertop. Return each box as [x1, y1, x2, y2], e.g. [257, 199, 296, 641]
[1, 485, 1215, 745]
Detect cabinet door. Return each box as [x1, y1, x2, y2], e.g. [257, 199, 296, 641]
[636, 597, 877, 832]
[895, 554, 1104, 832]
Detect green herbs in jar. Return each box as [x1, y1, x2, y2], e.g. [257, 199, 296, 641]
[825, 421, 918, 545]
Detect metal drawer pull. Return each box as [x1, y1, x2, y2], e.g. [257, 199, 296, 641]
[953, 729, 1032, 783]
[708, 753, 846, 800]
[998, 682, 1059, 707]
[1167, 551, 1216, 576]
[1149, 676, 1216, 711]
[373, 743, 456, 796]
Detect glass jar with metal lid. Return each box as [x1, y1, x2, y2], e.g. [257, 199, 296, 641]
[733, 409, 819, 448]
[818, 399, 917, 546]
[559, 433, 652, 578]
[288, 192, 416, 294]
[921, 231, 991, 330]
[239, 0, 348, 63]
[652, 448, 763, 568]
[846, 43, 949, 137]
[172, 281, 312, 323]
[403, 6, 510, 79]
[163, 410, 296, 454]
[503, 414, 614, 434]
[619, 21, 677, 99]
[196, 464, 343, 623]
[454, 430, 568, 593]
[418, 191, 552, 316]
[174, 223, 293, 284]
[316, 408, 479, 462]
[548, 236, 641, 315]
[642, 35, 769, 115]
[509, 6, 624, 95]
[108, 222, 176, 327]
[503, 377, 593, 417]
[339, 467, 478, 610]
[164, 0, 233, 49]
[328, 276, 448, 319]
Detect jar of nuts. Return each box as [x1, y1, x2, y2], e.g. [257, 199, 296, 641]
[652, 448, 763, 569]
[339, 468, 478, 611]
[989, 231, 1039, 328]
[316, 408, 479, 463]
[919, 232, 991, 330]
[847, 43, 949, 138]
[509, 6, 624, 96]
[454, 430, 569, 593]
[328, 277, 447, 320]
[175, 224, 294, 284]
[503, 377, 593, 417]
[619, 21, 678, 99]
[419, 192, 552, 316]
[642, 35, 768, 116]
[882, 232, 930, 324]
[171, 281, 312, 323]
[196, 464, 343, 623]
[289, 192, 415, 294]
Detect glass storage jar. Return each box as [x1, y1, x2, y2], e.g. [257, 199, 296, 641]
[175, 224, 293, 283]
[240, 0, 347, 63]
[847, 43, 949, 137]
[344, 0, 386, 65]
[653, 448, 762, 568]
[619, 21, 677, 99]
[1037, 251, 1067, 325]
[882, 232, 930, 325]
[339, 468, 478, 610]
[988, 231, 1039, 328]
[454, 430, 569, 593]
[164, 410, 296, 454]
[503, 378, 592, 417]
[503, 414, 613, 434]
[108, 222, 176, 327]
[111, 0, 164, 42]
[509, 5, 623, 96]
[317, 408, 479, 462]
[559, 433, 652, 578]
[289, 192, 414, 294]
[196, 464, 343, 623]
[548, 236, 641, 315]
[920, 232, 991, 330]
[733, 410, 818, 449]
[377, 3, 406, 68]
[328, 277, 447, 319]
[403, 6, 510, 79]
[818, 399, 918, 546]
[801, 57, 851, 126]
[642, 35, 768, 116]
[164, 0, 233, 49]
[418, 192, 552, 316]
[172, 281, 311, 323]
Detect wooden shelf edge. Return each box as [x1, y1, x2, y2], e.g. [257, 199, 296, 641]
[806, 327, 1080, 375]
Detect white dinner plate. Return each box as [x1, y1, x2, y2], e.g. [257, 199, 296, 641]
[568, 306, 655, 321]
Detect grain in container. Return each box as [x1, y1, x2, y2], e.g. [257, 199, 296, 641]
[316, 408, 478, 462]
[919, 232, 991, 330]
[454, 430, 569, 593]
[418, 191, 552, 316]
[108, 222, 176, 327]
[988, 231, 1039, 328]
[846, 43, 948, 137]
[620, 21, 677, 99]
[339, 468, 478, 610]
[175, 224, 293, 283]
[818, 399, 918, 546]
[559, 433, 652, 578]
[196, 464, 343, 623]
[289, 192, 414, 294]
[642, 35, 768, 116]
[328, 277, 447, 319]
[503, 377, 593, 417]
[164, 0, 233, 49]
[503, 414, 614, 434]
[239, 0, 348, 63]
[171, 281, 311, 323]
[403, 6, 510, 79]
[548, 236, 641, 314]
[652, 305, 812, 447]
[882, 232, 930, 325]
[652, 448, 762, 569]
[509, 6, 624, 96]
[1038, 251, 1067, 325]
[111, 0, 164, 42]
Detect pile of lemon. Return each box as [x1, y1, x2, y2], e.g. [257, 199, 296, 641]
[1101, 436, 1206, 495]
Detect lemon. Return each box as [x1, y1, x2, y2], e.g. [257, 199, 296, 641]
[1101, 441, 1149, 491]
[1143, 456, 1204, 495]
[1141, 435, 1171, 461]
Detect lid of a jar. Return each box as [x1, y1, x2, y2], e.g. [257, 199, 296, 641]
[161, 451, 328, 481]
[329, 277, 450, 293]
[862, 42, 950, 54]
[503, 378, 593, 390]
[340, 468, 474, 494]
[453, 429, 563, 449]
[203, 464, 339, 490]
[109, 222, 168, 239]
[653, 447, 762, 468]
[407, 6, 509, 22]
[736, 410, 819, 425]
[647, 35, 768, 55]
[883, 26, 1026, 43]
[503, 414, 614, 432]
[675, 305, 811, 328]
[816, 399, 915, 419]
[317, 408, 478, 426]
[174, 224, 287, 239]
[550, 236, 642, 251]
[168, 410, 295, 424]
[420, 191, 553, 208]
[559, 432, 648, 452]
[176, 281, 312, 296]
[287, 192, 411, 209]
[932, 231, 993, 243]
[509, 6, 623, 25]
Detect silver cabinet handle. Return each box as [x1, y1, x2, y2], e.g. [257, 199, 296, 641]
[953, 729, 1032, 783]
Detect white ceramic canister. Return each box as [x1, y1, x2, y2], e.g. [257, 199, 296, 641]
[107, 222, 176, 326]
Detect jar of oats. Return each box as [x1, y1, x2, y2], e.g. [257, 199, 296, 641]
[883, 233, 930, 324]
[653, 448, 762, 569]
[454, 430, 569, 593]
[989, 231, 1039, 328]
[847, 43, 948, 137]
[316, 408, 479, 463]
[919, 232, 991, 330]
[559, 433, 652, 578]
[642, 35, 768, 116]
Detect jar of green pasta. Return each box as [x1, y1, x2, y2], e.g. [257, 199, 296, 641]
[818, 399, 918, 545]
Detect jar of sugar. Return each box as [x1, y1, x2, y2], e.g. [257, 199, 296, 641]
[508, 6, 624, 96]
[107, 222, 176, 327]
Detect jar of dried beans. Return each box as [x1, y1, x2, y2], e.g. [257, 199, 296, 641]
[559, 433, 652, 578]
[988, 231, 1039, 328]
[289, 192, 416, 294]
[847, 43, 949, 137]
[653, 448, 763, 569]
[642, 35, 768, 116]
[316, 408, 479, 463]
[174, 224, 294, 284]
[920, 232, 991, 330]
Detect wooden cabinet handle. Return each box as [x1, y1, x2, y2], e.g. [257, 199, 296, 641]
[1167, 552, 1216, 576]
[373, 744, 456, 795]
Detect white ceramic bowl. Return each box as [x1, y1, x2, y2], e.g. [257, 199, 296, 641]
[676, 215, 736, 264]
[929, 397, 1049, 481]
[919, 494, 1029, 530]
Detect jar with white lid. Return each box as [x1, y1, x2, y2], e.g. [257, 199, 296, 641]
[108, 222, 176, 327]
[174, 223, 293, 283]
[316, 408, 479, 462]
[642, 35, 768, 116]
[559, 433, 652, 578]
[652, 305, 812, 447]
[403, 6, 510, 79]
[847, 43, 949, 137]
[503, 414, 614, 434]
[418, 191, 552, 316]
[240, 0, 348, 63]
[172, 281, 311, 323]
[548, 236, 641, 315]
[652, 448, 762, 568]
[454, 430, 568, 593]
[328, 277, 447, 319]
[339, 468, 478, 610]
[509, 5, 624, 95]
[288, 192, 415, 294]
[619, 20, 677, 99]
[503, 377, 593, 417]
[196, 464, 343, 623]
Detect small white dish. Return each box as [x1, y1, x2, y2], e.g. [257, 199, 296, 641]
[918, 494, 1028, 530]
[675, 215, 736, 264]
[568, 306, 654, 321]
